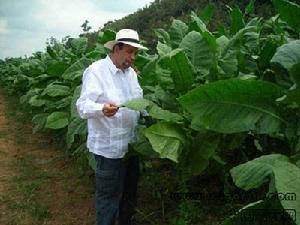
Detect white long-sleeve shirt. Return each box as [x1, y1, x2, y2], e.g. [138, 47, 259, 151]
[76, 55, 143, 158]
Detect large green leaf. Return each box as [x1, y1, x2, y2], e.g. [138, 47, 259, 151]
[86, 44, 106, 59]
[258, 38, 278, 69]
[291, 63, 300, 85]
[48, 96, 72, 110]
[216, 36, 230, 56]
[46, 46, 57, 59]
[46, 60, 69, 76]
[202, 31, 218, 52]
[62, 57, 93, 80]
[139, 55, 158, 86]
[45, 112, 69, 129]
[230, 7, 245, 34]
[88, 152, 96, 171]
[98, 29, 116, 45]
[178, 79, 285, 134]
[32, 113, 49, 133]
[20, 88, 42, 104]
[145, 122, 186, 162]
[20, 59, 46, 76]
[169, 19, 188, 48]
[273, 0, 300, 32]
[179, 31, 213, 74]
[271, 40, 300, 71]
[230, 154, 300, 225]
[29, 95, 50, 107]
[148, 105, 183, 122]
[155, 55, 174, 90]
[71, 85, 82, 118]
[149, 85, 179, 110]
[231, 154, 288, 190]
[157, 41, 172, 56]
[168, 49, 194, 94]
[42, 84, 71, 97]
[121, 98, 152, 111]
[122, 98, 183, 122]
[132, 125, 160, 158]
[188, 132, 220, 176]
[244, 31, 259, 52]
[66, 117, 87, 149]
[222, 26, 257, 58]
[273, 161, 300, 225]
[285, 63, 300, 106]
[28, 74, 50, 87]
[70, 37, 88, 55]
[199, 5, 214, 25]
[218, 49, 238, 77]
[154, 28, 171, 45]
[189, 11, 208, 33]
[245, 0, 256, 15]
[135, 54, 152, 71]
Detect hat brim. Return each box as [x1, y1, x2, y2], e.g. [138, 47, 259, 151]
[104, 40, 148, 50]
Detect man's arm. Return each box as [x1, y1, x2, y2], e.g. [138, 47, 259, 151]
[76, 67, 106, 119]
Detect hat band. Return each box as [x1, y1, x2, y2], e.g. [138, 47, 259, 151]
[117, 38, 139, 44]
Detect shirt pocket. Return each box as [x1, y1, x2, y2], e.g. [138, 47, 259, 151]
[119, 108, 139, 129]
[109, 128, 131, 153]
[88, 132, 109, 150]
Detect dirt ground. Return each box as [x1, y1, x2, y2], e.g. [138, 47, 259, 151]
[0, 89, 95, 225]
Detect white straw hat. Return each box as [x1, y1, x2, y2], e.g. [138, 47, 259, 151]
[104, 29, 148, 50]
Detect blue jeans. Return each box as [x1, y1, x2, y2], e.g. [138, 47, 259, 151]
[94, 154, 139, 225]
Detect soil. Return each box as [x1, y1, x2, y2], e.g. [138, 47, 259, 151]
[0, 89, 95, 225]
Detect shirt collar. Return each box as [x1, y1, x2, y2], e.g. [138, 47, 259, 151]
[106, 55, 118, 74]
[105, 55, 130, 75]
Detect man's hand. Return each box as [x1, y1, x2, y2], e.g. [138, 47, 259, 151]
[102, 103, 118, 117]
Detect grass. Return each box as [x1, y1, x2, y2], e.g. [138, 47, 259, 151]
[0, 92, 56, 224]
[0, 90, 96, 225]
[1, 154, 53, 225]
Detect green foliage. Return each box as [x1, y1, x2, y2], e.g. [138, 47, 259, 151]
[123, 98, 183, 122]
[179, 79, 285, 134]
[45, 112, 69, 129]
[271, 40, 300, 71]
[230, 7, 245, 34]
[199, 5, 215, 25]
[32, 113, 49, 133]
[0, 0, 300, 224]
[41, 84, 71, 97]
[144, 122, 186, 162]
[66, 117, 87, 149]
[98, 29, 116, 45]
[179, 30, 213, 75]
[168, 49, 194, 94]
[187, 132, 220, 176]
[230, 154, 300, 224]
[121, 98, 152, 111]
[273, 0, 300, 33]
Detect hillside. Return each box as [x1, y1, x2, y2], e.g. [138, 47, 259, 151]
[1, 0, 300, 224]
[85, 0, 299, 52]
[102, 0, 278, 49]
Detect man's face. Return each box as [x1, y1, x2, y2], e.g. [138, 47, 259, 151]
[115, 44, 138, 70]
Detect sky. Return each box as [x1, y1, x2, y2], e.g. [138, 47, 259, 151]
[0, 0, 154, 60]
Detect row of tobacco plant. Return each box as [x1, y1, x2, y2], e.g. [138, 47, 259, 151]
[0, 0, 299, 224]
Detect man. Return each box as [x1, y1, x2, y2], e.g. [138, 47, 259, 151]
[76, 29, 148, 225]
